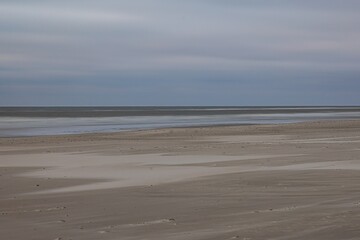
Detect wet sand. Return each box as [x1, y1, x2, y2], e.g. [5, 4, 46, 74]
[1, 120, 360, 239]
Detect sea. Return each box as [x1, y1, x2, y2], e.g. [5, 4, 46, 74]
[1, 106, 360, 137]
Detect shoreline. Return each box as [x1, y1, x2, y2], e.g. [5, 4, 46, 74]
[1, 106, 360, 137]
[0, 118, 359, 139]
[1, 119, 360, 239]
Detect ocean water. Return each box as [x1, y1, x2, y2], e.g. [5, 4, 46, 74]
[1, 106, 360, 137]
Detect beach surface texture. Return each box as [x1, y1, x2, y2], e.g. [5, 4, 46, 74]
[1, 120, 360, 239]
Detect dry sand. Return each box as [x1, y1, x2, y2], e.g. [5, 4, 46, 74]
[1, 120, 360, 239]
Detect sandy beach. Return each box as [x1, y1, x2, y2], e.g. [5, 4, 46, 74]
[1, 120, 360, 239]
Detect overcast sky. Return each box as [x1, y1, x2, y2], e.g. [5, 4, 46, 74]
[1, 0, 359, 106]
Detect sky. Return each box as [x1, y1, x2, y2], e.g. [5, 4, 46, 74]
[0, 0, 359, 106]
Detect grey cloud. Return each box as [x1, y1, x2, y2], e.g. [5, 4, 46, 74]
[0, 3, 142, 24]
[0, 0, 359, 105]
